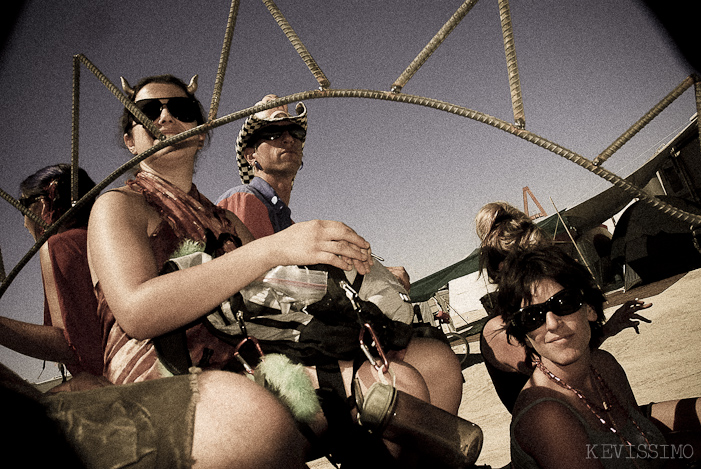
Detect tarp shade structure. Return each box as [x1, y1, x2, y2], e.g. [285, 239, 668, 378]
[409, 115, 699, 302]
[610, 195, 701, 290]
[410, 248, 480, 303]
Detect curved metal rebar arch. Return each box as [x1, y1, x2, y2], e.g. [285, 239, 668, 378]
[3, 83, 701, 298]
[2, 0, 701, 301]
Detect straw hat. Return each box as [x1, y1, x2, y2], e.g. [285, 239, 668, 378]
[236, 94, 307, 183]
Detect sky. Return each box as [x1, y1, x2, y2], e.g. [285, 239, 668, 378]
[0, 0, 697, 382]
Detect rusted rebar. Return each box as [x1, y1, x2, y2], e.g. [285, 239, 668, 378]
[593, 75, 695, 166]
[71, 55, 81, 204]
[498, 0, 525, 128]
[261, 0, 330, 89]
[73, 54, 165, 140]
[209, 0, 240, 121]
[391, 0, 479, 93]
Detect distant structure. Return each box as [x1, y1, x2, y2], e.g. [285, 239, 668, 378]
[522, 186, 546, 220]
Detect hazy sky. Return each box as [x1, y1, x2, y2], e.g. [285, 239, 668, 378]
[0, 0, 697, 381]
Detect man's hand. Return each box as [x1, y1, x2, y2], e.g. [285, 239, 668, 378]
[386, 266, 411, 292]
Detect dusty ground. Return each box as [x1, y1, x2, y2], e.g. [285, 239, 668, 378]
[309, 269, 701, 468]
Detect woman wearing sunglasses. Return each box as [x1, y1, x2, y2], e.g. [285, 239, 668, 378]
[496, 246, 700, 468]
[85, 74, 386, 467]
[0, 164, 107, 392]
[476, 201, 652, 414]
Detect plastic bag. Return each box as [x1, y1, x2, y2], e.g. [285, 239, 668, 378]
[241, 265, 328, 314]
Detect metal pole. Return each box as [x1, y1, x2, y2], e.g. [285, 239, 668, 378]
[209, 0, 240, 121]
[391, 0, 479, 93]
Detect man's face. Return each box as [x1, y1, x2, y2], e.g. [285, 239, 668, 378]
[248, 122, 305, 178]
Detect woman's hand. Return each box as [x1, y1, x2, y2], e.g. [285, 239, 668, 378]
[603, 298, 652, 339]
[264, 220, 373, 274]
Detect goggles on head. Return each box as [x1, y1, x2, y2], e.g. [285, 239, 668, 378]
[511, 288, 584, 333]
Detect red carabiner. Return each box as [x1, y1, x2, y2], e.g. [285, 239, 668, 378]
[234, 336, 264, 375]
[359, 323, 390, 375]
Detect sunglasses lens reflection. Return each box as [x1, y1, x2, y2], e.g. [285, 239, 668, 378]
[255, 125, 306, 142]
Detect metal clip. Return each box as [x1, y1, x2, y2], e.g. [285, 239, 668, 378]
[234, 336, 264, 376]
[340, 280, 361, 311]
[359, 323, 390, 375]
[235, 307, 248, 337]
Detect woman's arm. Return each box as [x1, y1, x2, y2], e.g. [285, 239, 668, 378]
[0, 242, 78, 364]
[0, 316, 76, 364]
[88, 190, 372, 339]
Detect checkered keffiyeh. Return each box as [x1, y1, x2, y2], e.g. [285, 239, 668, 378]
[236, 101, 307, 184]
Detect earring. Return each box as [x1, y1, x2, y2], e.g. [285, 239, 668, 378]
[254, 160, 263, 170]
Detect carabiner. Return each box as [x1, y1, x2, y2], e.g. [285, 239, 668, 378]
[359, 323, 390, 375]
[234, 336, 264, 376]
[340, 280, 361, 311]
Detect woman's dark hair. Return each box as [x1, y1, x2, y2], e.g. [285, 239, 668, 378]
[20, 164, 97, 228]
[496, 245, 606, 352]
[119, 74, 210, 145]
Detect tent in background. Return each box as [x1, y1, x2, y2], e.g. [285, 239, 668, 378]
[610, 195, 701, 290]
[410, 114, 699, 306]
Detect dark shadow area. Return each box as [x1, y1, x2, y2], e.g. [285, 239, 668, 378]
[460, 352, 484, 370]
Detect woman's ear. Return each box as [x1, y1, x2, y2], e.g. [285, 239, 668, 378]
[124, 133, 137, 155]
[586, 304, 597, 322]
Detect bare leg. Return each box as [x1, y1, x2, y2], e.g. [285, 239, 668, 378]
[192, 370, 308, 469]
[649, 397, 701, 466]
[401, 337, 463, 414]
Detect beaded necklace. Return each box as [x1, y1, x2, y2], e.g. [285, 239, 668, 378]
[534, 356, 651, 449]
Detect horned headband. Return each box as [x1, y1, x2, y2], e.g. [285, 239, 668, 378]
[120, 75, 199, 99]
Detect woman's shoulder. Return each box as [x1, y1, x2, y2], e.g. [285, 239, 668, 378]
[511, 392, 600, 468]
[512, 382, 570, 417]
[92, 186, 152, 217]
[90, 186, 158, 235]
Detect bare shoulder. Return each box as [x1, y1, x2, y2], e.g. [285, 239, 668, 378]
[481, 315, 529, 373]
[90, 187, 154, 232]
[591, 349, 625, 377]
[591, 348, 635, 402]
[513, 389, 597, 468]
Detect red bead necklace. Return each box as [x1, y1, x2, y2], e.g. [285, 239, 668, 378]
[534, 356, 651, 449]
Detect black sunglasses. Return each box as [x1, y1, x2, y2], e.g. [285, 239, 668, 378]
[18, 194, 44, 209]
[252, 124, 306, 145]
[132, 97, 202, 124]
[512, 288, 585, 333]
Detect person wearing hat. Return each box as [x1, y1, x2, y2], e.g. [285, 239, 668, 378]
[217, 94, 412, 292]
[216, 94, 305, 239]
[217, 95, 463, 418]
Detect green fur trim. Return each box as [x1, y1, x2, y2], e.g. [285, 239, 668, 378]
[254, 354, 321, 424]
[170, 239, 206, 259]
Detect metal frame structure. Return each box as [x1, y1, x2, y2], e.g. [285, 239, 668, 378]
[2, 0, 701, 298]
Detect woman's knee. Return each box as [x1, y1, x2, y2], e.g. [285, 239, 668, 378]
[192, 370, 306, 468]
